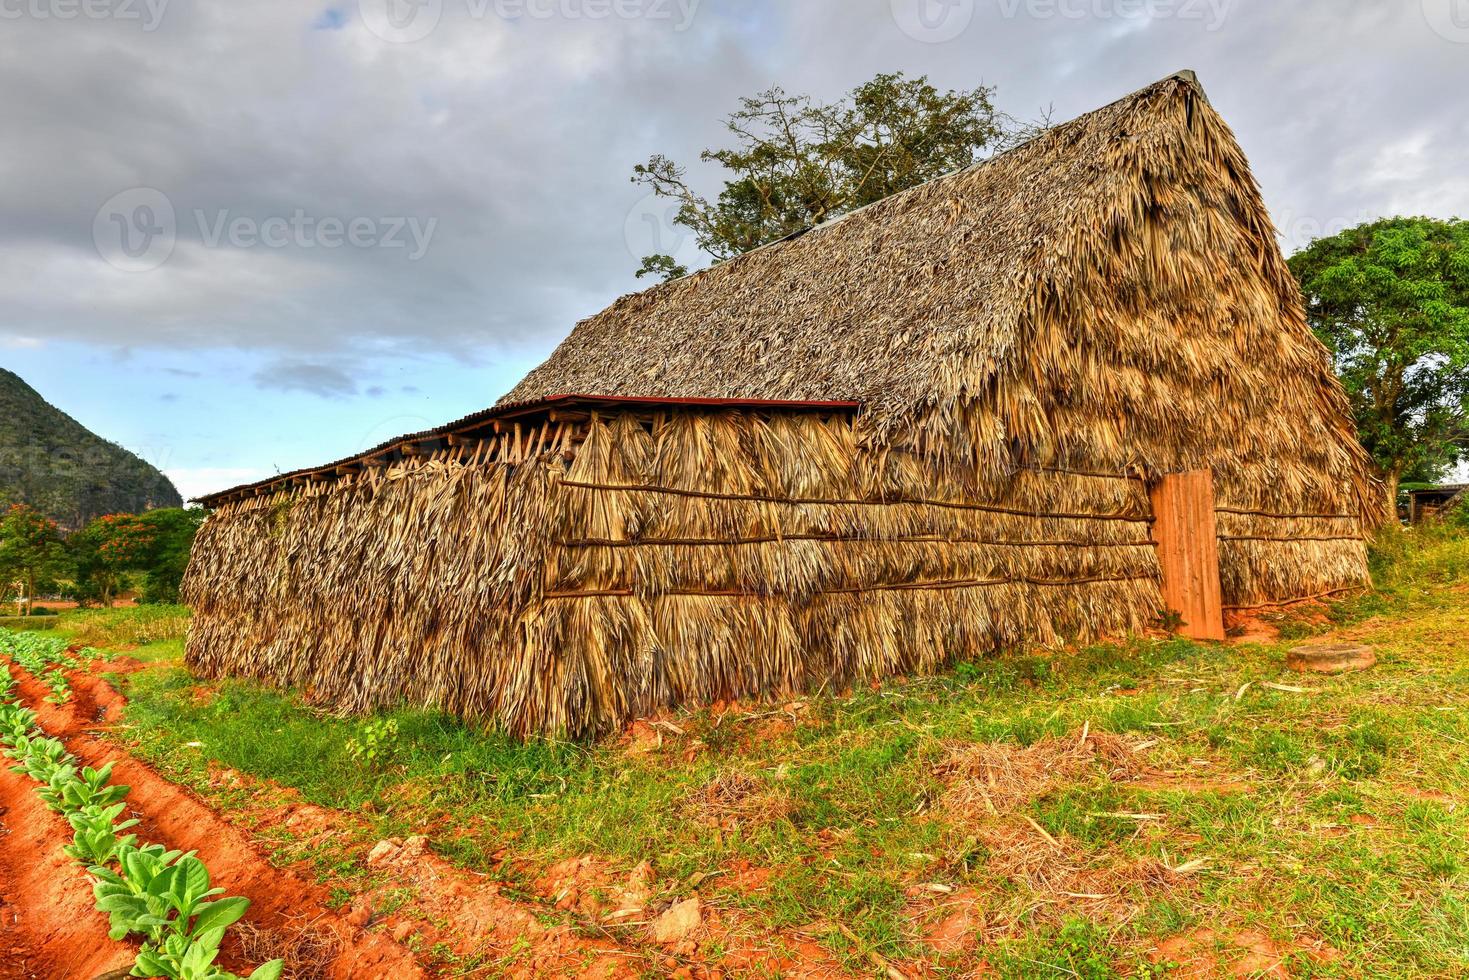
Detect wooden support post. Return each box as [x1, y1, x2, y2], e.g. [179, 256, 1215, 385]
[1150, 469, 1225, 641]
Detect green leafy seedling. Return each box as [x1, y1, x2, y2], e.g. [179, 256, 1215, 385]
[64, 803, 141, 866]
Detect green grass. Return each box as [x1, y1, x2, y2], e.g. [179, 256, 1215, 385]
[55, 604, 191, 649]
[0, 615, 57, 631]
[87, 527, 1469, 976]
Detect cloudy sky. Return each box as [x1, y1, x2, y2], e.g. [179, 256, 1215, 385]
[1, 0, 1465, 499]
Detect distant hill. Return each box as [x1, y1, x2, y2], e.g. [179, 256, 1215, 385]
[0, 368, 181, 530]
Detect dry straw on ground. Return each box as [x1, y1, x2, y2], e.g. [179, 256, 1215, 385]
[686, 770, 794, 830]
[936, 729, 1150, 819]
[932, 729, 1194, 932]
[232, 919, 340, 980]
[963, 820, 1188, 933]
[185, 73, 1379, 739]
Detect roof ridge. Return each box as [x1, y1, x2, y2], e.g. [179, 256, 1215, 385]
[616, 70, 1203, 297]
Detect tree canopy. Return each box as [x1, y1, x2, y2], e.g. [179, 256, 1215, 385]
[0, 504, 202, 610]
[1288, 217, 1469, 507]
[136, 507, 207, 604]
[0, 504, 66, 615]
[70, 513, 158, 608]
[631, 71, 1023, 280]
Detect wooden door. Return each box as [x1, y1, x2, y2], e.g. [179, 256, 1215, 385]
[1150, 470, 1225, 641]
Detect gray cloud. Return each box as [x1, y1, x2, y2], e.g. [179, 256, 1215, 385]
[0, 0, 1464, 392]
[252, 359, 359, 399]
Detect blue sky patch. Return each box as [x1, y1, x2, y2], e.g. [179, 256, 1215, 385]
[311, 6, 349, 30]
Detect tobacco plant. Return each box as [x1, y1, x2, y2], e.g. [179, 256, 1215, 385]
[55, 762, 129, 810]
[0, 648, 282, 980]
[7, 733, 69, 782]
[0, 627, 86, 703]
[135, 926, 283, 980]
[65, 802, 141, 866]
[0, 701, 36, 740]
[88, 842, 283, 979]
[92, 844, 213, 941]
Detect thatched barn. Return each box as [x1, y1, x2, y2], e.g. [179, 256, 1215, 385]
[186, 72, 1381, 738]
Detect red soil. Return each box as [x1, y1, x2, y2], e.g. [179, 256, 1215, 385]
[6, 664, 423, 980]
[359, 836, 640, 978]
[1225, 610, 1280, 646]
[22, 660, 733, 978]
[1149, 927, 1340, 977]
[0, 758, 137, 979]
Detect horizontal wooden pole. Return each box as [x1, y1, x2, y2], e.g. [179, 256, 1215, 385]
[559, 534, 1159, 549]
[544, 572, 1157, 601]
[556, 479, 1153, 523]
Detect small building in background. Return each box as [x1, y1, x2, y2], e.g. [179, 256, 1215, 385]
[1407, 485, 1467, 524]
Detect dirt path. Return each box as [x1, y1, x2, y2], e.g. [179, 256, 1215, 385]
[6, 662, 424, 980]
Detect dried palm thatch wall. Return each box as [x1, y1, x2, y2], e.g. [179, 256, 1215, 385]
[187, 408, 1167, 738]
[185, 71, 1379, 738]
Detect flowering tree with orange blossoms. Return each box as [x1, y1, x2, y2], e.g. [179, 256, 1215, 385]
[70, 514, 156, 608]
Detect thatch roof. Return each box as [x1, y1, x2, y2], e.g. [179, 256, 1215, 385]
[194, 395, 857, 507]
[199, 68, 1374, 519]
[504, 70, 1252, 434]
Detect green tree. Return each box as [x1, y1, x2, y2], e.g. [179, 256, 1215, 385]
[1288, 217, 1469, 510]
[135, 507, 205, 604]
[70, 513, 156, 608]
[632, 71, 1021, 279]
[0, 504, 67, 615]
